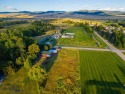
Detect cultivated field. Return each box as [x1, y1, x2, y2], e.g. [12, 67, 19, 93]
[57, 27, 106, 47]
[79, 50, 125, 94]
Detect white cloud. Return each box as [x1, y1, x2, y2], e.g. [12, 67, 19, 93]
[0, 5, 18, 11]
[98, 7, 125, 11]
[5, 6, 18, 10]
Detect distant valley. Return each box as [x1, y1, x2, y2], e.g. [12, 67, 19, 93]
[1, 10, 125, 20]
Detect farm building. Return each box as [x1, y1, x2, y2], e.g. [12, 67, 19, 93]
[61, 33, 75, 38]
[51, 34, 60, 39]
[41, 51, 51, 58]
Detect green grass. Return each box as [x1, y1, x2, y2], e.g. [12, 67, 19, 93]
[57, 27, 106, 48]
[123, 52, 125, 55]
[93, 33, 108, 48]
[79, 50, 125, 94]
[0, 67, 40, 94]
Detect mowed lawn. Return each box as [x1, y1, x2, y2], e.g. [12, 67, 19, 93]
[57, 27, 105, 48]
[79, 50, 125, 94]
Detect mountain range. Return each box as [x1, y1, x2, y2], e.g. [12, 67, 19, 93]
[1, 10, 125, 19]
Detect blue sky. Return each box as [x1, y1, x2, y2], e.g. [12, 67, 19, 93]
[0, 0, 125, 12]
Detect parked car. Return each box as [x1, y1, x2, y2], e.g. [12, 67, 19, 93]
[49, 48, 57, 53]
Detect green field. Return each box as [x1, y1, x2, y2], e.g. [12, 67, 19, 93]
[57, 27, 106, 48]
[79, 50, 125, 94]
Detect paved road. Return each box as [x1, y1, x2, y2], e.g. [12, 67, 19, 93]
[94, 32, 125, 61]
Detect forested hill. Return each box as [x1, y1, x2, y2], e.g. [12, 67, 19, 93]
[1, 10, 125, 19]
[71, 11, 108, 16]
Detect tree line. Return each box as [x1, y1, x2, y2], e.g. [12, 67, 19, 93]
[0, 20, 55, 76]
[94, 25, 125, 49]
[74, 22, 94, 34]
[0, 20, 28, 29]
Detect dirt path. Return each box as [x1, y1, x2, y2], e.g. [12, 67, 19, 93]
[62, 46, 110, 51]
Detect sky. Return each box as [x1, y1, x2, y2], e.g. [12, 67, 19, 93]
[0, 0, 125, 12]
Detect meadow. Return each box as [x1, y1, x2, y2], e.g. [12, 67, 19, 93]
[57, 27, 106, 48]
[43, 49, 80, 94]
[79, 50, 125, 94]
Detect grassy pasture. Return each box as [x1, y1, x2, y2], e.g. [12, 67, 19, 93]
[79, 50, 125, 94]
[57, 27, 98, 47]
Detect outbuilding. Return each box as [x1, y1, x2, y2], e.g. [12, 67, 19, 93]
[61, 33, 75, 38]
[49, 48, 57, 53]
